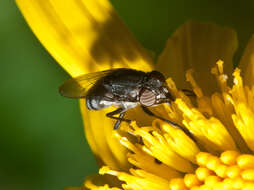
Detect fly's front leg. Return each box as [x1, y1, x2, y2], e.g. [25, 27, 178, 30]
[141, 106, 196, 141]
[141, 106, 175, 124]
[181, 89, 196, 97]
[106, 108, 131, 129]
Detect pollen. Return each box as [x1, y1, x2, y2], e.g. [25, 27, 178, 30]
[84, 61, 254, 190]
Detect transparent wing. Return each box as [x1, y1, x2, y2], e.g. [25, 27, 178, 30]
[59, 70, 116, 98]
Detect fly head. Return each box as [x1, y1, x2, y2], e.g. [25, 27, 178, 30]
[140, 71, 174, 106]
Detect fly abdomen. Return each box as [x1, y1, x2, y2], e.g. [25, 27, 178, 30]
[86, 96, 113, 110]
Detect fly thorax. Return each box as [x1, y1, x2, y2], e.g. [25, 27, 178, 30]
[129, 90, 138, 98]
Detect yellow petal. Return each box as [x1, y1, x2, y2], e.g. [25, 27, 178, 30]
[80, 100, 131, 171]
[156, 20, 237, 94]
[239, 35, 254, 86]
[16, 0, 153, 77]
[64, 188, 83, 190]
[84, 174, 122, 190]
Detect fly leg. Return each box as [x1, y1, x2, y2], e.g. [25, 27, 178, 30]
[141, 106, 195, 141]
[106, 108, 131, 129]
[113, 112, 126, 130]
[141, 106, 177, 125]
[181, 89, 196, 97]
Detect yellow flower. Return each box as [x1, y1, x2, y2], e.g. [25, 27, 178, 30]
[16, 0, 254, 189]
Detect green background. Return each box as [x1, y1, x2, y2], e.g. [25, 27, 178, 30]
[1, 1, 254, 190]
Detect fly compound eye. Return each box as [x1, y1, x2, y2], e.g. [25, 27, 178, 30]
[140, 89, 156, 106]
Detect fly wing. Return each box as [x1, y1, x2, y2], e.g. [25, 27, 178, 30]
[59, 70, 116, 98]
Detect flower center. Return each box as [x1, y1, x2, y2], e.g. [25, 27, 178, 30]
[85, 61, 254, 190]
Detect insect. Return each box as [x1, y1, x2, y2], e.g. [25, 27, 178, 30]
[59, 68, 193, 136]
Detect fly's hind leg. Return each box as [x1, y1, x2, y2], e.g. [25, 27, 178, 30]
[141, 106, 196, 141]
[106, 108, 131, 129]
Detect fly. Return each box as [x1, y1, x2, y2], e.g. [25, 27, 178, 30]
[59, 68, 194, 138]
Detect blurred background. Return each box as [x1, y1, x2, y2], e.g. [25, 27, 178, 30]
[1, 1, 254, 190]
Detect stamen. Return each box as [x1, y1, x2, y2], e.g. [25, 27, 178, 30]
[165, 78, 192, 124]
[229, 67, 254, 152]
[113, 129, 181, 180]
[211, 61, 250, 152]
[99, 166, 170, 190]
[232, 103, 254, 152]
[211, 60, 230, 92]
[130, 122, 194, 173]
[186, 69, 203, 98]
[176, 99, 237, 153]
[157, 120, 200, 164]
